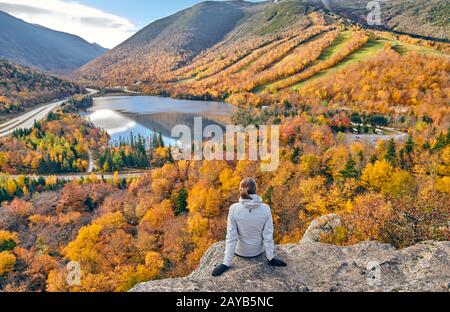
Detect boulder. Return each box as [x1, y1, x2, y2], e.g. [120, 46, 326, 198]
[130, 215, 450, 292]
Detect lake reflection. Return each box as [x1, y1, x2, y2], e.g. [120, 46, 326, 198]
[84, 96, 236, 146]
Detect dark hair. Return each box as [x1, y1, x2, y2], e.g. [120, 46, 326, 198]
[240, 177, 257, 200]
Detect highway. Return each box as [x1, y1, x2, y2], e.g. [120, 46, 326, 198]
[0, 88, 98, 138]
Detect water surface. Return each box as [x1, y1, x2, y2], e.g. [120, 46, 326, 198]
[84, 96, 236, 146]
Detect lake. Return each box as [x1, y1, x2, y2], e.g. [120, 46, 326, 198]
[84, 96, 236, 146]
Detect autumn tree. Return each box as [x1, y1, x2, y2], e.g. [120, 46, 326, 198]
[339, 157, 360, 179]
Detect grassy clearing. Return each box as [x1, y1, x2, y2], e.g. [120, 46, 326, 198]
[317, 31, 353, 61]
[392, 41, 449, 57]
[176, 77, 197, 84]
[291, 37, 449, 91]
[256, 31, 355, 93]
[252, 31, 353, 93]
[292, 38, 386, 90]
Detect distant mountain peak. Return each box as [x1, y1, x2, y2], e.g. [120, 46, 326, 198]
[91, 42, 109, 51]
[0, 10, 107, 73]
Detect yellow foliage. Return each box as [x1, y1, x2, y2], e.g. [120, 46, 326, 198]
[271, 161, 296, 186]
[187, 213, 209, 241]
[5, 179, 17, 196]
[345, 193, 392, 243]
[0, 230, 19, 247]
[92, 212, 125, 231]
[437, 146, 450, 176]
[435, 177, 450, 194]
[145, 251, 164, 270]
[382, 170, 416, 197]
[441, 146, 450, 165]
[16, 175, 26, 188]
[329, 145, 349, 174]
[199, 161, 229, 184]
[186, 237, 215, 270]
[113, 171, 120, 186]
[141, 200, 174, 230]
[88, 173, 98, 184]
[47, 269, 70, 292]
[0, 251, 16, 275]
[360, 159, 394, 192]
[219, 167, 241, 194]
[187, 183, 222, 218]
[64, 224, 102, 268]
[299, 154, 321, 176]
[155, 147, 170, 159]
[46, 176, 58, 187]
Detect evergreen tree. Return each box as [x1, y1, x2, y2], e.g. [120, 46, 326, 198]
[290, 147, 301, 164]
[432, 131, 449, 152]
[340, 157, 360, 179]
[399, 149, 407, 170]
[357, 150, 364, 167]
[385, 139, 397, 165]
[262, 186, 274, 206]
[320, 159, 334, 184]
[173, 188, 188, 216]
[158, 132, 165, 148]
[129, 132, 135, 148]
[152, 130, 159, 149]
[405, 135, 414, 154]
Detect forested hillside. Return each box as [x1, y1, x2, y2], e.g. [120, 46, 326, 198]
[76, 0, 449, 89]
[0, 109, 448, 291]
[75, 1, 327, 85]
[0, 60, 81, 115]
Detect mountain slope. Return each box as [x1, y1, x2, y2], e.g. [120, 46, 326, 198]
[0, 11, 107, 74]
[75, 0, 327, 85]
[0, 59, 81, 116]
[306, 0, 449, 40]
[76, 0, 449, 89]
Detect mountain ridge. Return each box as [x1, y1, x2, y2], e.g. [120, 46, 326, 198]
[305, 0, 449, 41]
[75, 0, 262, 84]
[75, 0, 449, 88]
[0, 10, 107, 74]
[75, 0, 332, 85]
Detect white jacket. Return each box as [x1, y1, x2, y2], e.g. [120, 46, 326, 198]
[223, 194, 275, 266]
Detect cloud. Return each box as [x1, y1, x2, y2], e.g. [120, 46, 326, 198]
[0, 0, 137, 48]
[0, 3, 52, 15]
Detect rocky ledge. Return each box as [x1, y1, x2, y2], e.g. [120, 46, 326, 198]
[131, 214, 450, 292]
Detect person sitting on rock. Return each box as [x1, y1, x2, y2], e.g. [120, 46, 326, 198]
[212, 177, 287, 277]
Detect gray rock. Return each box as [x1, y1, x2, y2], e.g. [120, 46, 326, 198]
[130, 215, 450, 292]
[300, 213, 341, 244]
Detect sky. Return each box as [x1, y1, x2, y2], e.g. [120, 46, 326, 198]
[0, 0, 264, 49]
